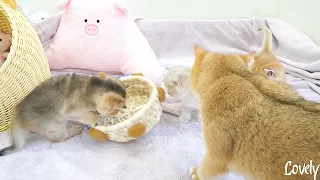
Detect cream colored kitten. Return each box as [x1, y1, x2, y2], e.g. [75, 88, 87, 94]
[164, 66, 200, 123]
[241, 27, 286, 82]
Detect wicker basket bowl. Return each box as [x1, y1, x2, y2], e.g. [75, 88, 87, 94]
[93, 75, 163, 142]
[0, 2, 51, 132]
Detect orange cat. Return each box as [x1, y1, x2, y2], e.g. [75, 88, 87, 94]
[189, 45, 320, 180]
[241, 27, 286, 82]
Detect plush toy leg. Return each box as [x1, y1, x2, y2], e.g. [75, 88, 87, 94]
[88, 128, 109, 142]
[157, 87, 166, 102]
[128, 123, 146, 138]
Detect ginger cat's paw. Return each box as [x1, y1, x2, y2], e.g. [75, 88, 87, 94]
[190, 166, 199, 180]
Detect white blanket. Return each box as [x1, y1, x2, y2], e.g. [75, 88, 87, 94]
[1, 17, 320, 180]
[146, 18, 320, 115]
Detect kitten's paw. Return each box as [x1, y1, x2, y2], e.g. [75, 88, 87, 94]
[95, 118, 105, 126]
[190, 166, 199, 180]
[179, 114, 192, 123]
[67, 125, 83, 137]
[89, 118, 104, 127]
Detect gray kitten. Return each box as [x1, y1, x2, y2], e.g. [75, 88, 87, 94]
[0, 73, 126, 156]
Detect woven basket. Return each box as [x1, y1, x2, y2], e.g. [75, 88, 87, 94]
[0, 3, 51, 132]
[94, 75, 163, 142]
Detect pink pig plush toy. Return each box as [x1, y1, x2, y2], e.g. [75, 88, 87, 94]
[46, 0, 166, 85]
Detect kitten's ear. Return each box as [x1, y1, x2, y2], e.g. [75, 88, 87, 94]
[264, 68, 276, 79]
[168, 76, 179, 86]
[104, 93, 125, 115]
[105, 94, 124, 106]
[98, 72, 106, 79]
[247, 52, 255, 60]
[169, 75, 187, 86]
[241, 52, 255, 64]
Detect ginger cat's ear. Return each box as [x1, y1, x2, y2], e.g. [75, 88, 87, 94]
[193, 44, 207, 68]
[190, 45, 206, 92]
[194, 44, 206, 56]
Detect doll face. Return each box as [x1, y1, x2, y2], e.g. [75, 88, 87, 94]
[61, 0, 128, 37]
[0, 32, 11, 51]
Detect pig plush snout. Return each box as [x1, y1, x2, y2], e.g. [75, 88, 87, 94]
[85, 24, 99, 36]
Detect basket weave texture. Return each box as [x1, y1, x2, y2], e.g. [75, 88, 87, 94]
[0, 3, 51, 132]
[97, 75, 163, 142]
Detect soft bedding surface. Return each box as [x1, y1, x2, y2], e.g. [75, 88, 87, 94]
[1, 17, 320, 180]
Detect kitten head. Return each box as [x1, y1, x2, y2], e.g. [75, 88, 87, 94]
[99, 92, 126, 116]
[164, 66, 190, 99]
[90, 76, 126, 116]
[241, 51, 286, 82]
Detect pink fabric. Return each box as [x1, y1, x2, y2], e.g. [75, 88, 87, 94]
[46, 0, 165, 85]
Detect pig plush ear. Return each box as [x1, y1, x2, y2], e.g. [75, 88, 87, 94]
[115, 3, 128, 16]
[58, 0, 72, 10]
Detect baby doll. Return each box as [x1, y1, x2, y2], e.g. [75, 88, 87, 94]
[0, 31, 12, 67]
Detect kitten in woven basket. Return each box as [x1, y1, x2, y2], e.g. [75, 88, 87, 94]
[241, 27, 286, 82]
[0, 73, 126, 156]
[163, 66, 200, 123]
[189, 45, 320, 180]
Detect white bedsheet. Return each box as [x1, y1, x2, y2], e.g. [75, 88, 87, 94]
[1, 72, 319, 180]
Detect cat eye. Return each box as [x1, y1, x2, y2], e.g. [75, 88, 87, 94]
[0, 39, 2, 41]
[84, 19, 88, 22]
[97, 20, 100, 23]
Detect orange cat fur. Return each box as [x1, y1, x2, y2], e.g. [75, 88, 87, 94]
[189, 45, 320, 180]
[241, 27, 286, 82]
